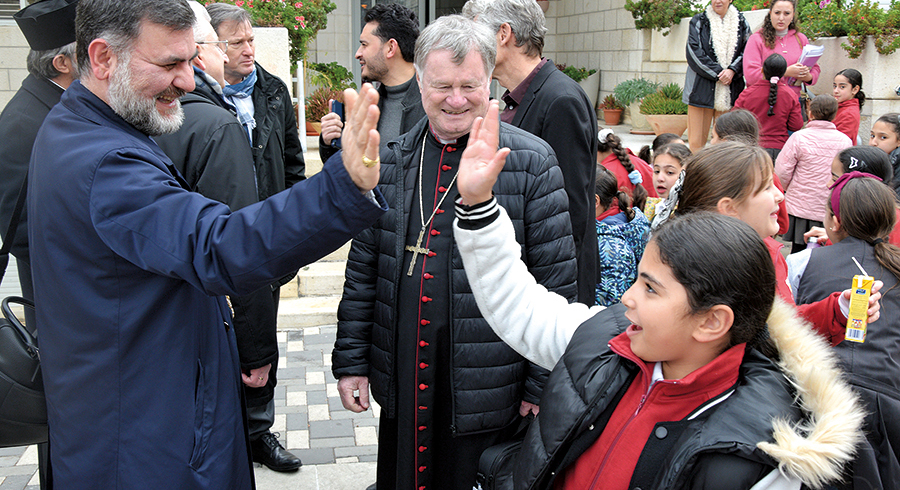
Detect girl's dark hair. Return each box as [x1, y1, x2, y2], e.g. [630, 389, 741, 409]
[714, 109, 760, 146]
[830, 177, 900, 281]
[763, 54, 787, 116]
[875, 113, 900, 139]
[760, 0, 799, 49]
[653, 142, 692, 168]
[836, 68, 866, 109]
[679, 142, 773, 215]
[653, 212, 777, 358]
[638, 133, 683, 164]
[809, 94, 838, 122]
[599, 132, 649, 210]
[836, 146, 893, 183]
[595, 165, 634, 221]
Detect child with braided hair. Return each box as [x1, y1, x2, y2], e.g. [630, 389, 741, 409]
[733, 53, 803, 161]
[597, 129, 657, 211]
[594, 165, 649, 306]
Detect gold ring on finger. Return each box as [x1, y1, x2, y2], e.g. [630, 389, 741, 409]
[362, 155, 379, 168]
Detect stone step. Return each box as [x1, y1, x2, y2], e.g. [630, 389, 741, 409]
[278, 295, 341, 329]
[297, 260, 347, 296]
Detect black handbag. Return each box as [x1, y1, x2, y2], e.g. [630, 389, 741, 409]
[474, 415, 533, 490]
[0, 172, 48, 447]
[0, 296, 46, 447]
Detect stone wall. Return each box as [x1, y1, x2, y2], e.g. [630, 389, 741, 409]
[0, 24, 28, 109]
[542, 0, 646, 108]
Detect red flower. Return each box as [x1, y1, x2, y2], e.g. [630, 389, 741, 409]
[236, 0, 244, 5]
[295, 1, 303, 7]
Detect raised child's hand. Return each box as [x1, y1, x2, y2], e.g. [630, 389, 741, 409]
[457, 100, 510, 205]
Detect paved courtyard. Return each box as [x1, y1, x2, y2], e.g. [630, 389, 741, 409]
[0, 325, 379, 490]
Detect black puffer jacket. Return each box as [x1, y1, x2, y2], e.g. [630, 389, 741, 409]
[514, 301, 861, 490]
[683, 8, 751, 109]
[250, 63, 305, 197]
[333, 118, 578, 433]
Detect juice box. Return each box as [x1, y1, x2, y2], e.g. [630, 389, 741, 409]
[845, 274, 874, 343]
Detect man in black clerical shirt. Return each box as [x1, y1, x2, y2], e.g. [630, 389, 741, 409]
[332, 14, 578, 490]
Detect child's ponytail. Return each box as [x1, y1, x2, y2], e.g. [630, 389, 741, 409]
[595, 165, 635, 221]
[763, 54, 787, 117]
[600, 131, 649, 211]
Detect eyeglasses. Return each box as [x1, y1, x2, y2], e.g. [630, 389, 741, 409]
[197, 40, 229, 54]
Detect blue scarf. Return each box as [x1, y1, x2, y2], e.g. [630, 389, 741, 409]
[223, 66, 257, 98]
[223, 67, 257, 137]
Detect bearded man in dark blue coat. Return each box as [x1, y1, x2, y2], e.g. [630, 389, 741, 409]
[27, 0, 386, 487]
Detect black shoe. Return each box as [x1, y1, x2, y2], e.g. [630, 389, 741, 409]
[251, 431, 302, 472]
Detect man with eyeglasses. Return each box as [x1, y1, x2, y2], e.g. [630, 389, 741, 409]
[156, 2, 258, 218]
[206, 1, 306, 473]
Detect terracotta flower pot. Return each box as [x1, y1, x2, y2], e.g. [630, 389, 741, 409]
[644, 114, 688, 137]
[306, 121, 322, 136]
[602, 108, 623, 126]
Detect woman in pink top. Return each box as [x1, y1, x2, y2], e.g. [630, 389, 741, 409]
[743, 0, 820, 98]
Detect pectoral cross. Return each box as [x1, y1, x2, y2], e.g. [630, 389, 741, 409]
[405, 228, 431, 276]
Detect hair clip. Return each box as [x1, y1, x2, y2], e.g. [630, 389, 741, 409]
[628, 169, 642, 185]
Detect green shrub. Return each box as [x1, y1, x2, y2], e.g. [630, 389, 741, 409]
[659, 82, 683, 100]
[639, 90, 688, 115]
[613, 78, 660, 107]
[308, 62, 356, 91]
[624, 0, 701, 36]
[555, 64, 597, 82]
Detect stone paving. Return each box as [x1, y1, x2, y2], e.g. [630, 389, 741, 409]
[0, 325, 380, 490]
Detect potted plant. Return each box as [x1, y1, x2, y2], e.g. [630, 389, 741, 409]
[639, 83, 689, 136]
[599, 94, 625, 126]
[613, 78, 660, 134]
[302, 62, 354, 134]
[557, 63, 600, 110]
[304, 87, 342, 135]
[308, 61, 357, 91]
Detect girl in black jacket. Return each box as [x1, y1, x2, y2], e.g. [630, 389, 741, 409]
[453, 108, 864, 489]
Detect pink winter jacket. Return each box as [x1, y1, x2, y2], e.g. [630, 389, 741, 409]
[775, 120, 852, 221]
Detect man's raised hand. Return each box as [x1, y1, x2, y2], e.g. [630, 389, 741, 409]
[341, 83, 381, 192]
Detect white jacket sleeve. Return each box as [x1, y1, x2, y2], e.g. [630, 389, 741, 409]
[454, 203, 604, 370]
